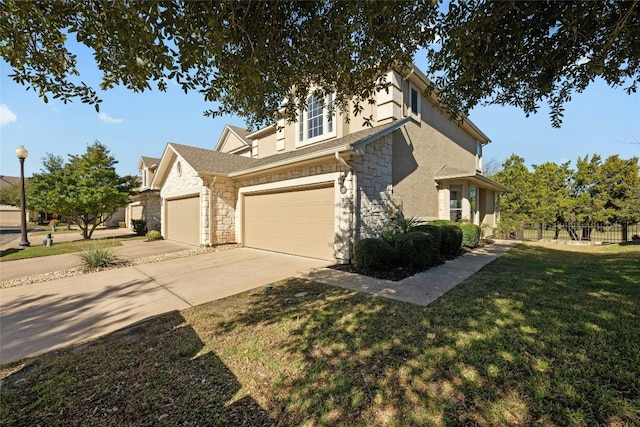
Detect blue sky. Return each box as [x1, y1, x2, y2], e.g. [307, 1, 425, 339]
[1, 48, 638, 179]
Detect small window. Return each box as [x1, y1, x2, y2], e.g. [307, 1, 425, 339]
[408, 85, 421, 120]
[410, 87, 419, 116]
[476, 142, 483, 172]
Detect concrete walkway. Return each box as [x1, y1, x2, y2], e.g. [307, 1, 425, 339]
[304, 240, 520, 306]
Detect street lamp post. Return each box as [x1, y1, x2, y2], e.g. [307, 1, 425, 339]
[15, 145, 30, 248]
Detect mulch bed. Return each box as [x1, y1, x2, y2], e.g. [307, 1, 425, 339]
[330, 258, 448, 282]
[329, 247, 477, 281]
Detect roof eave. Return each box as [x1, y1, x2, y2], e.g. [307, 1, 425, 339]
[229, 145, 354, 178]
[351, 116, 412, 154]
[435, 172, 510, 192]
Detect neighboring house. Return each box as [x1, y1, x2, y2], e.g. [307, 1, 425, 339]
[0, 175, 38, 225]
[126, 157, 162, 231]
[145, 63, 508, 262]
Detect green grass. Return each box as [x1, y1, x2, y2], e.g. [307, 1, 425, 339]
[0, 237, 134, 261]
[1, 243, 638, 426]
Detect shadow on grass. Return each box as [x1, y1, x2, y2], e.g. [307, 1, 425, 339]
[205, 243, 640, 425]
[0, 248, 21, 258]
[0, 311, 272, 426]
[1, 244, 638, 426]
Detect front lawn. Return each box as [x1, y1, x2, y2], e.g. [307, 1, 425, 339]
[0, 236, 141, 261]
[1, 243, 638, 426]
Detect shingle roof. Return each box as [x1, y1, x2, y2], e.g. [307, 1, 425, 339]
[241, 120, 405, 171]
[170, 120, 406, 177]
[434, 165, 473, 179]
[169, 143, 260, 174]
[140, 156, 161, 167]
[0, 176, 21, 190]
[434, 166, 510, 192]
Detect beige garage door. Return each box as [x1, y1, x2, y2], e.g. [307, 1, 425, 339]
[166, 196, 200, 246]
[243, 185, 335, 260]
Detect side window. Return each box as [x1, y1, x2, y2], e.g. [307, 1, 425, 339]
[409, 86, 421, 119]
[449, 185, 463, 222]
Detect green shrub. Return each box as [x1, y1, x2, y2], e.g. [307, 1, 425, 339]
[461, 223, 482, 248]
[145, 230, 163, 241]
[429, 220, 462, 256]
[411, 224, 442, 253]
[131, 219, 147, 236]
[395, 232, 438, 269]
[79, 246, 118, 269]
[353, 238, 396, 271]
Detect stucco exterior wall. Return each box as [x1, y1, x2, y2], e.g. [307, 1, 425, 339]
[392, 114, 479, 220]
[352, 134, 394, 240]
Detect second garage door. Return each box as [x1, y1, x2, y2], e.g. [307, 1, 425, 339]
[166, 195, 200, 246]
[243, 185, 335, 260]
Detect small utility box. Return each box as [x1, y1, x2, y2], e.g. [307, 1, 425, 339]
[43, 233, 54, 247]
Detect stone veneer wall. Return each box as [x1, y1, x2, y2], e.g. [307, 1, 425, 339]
[351, 134, 394, 240]
[207, 177, 237, 245]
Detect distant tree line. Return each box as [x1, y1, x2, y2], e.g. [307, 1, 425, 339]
[491, 154, 640, 240]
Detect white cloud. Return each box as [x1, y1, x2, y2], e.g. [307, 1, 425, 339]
[98, 112, 124, 124]
[0, 104, 17, 126]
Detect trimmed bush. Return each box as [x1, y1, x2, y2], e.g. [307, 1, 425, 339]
[395, 232, 438, 269]
[131, 219, 147, 236]
[429, 220, 463, 256]
[461, 223, 482, 248]
[353, 238, 396, 271]
[145, 230, 162, 241]
[411, 224, 442, 252]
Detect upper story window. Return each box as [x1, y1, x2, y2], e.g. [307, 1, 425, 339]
[142, 169, 147, 188]
[476, 142, 483, 172]
[409, 85, 421, 119]
[297, 94, 336, 147]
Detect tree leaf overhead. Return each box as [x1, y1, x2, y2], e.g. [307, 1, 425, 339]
[1, 1, 637, 128]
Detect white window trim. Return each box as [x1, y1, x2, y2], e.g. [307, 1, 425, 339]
[296, 94, 337, 148]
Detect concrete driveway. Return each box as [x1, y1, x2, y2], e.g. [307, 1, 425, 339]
[0, 248, 329, 363]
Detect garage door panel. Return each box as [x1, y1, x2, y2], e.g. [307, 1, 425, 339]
[166, 196, 200, 246]
[243, 186, 335, 260]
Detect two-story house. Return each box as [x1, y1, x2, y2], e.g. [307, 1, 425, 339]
[126, 156, 162, 231]
[141, 63, 508, 262]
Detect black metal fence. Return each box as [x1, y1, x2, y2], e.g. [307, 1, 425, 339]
[498, 222, 640, 243]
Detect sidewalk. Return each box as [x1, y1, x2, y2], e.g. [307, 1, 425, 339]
[0, 228, 195, 282]
[304, 240, 520, 306]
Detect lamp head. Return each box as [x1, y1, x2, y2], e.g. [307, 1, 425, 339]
[15, 145, 29, 160]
